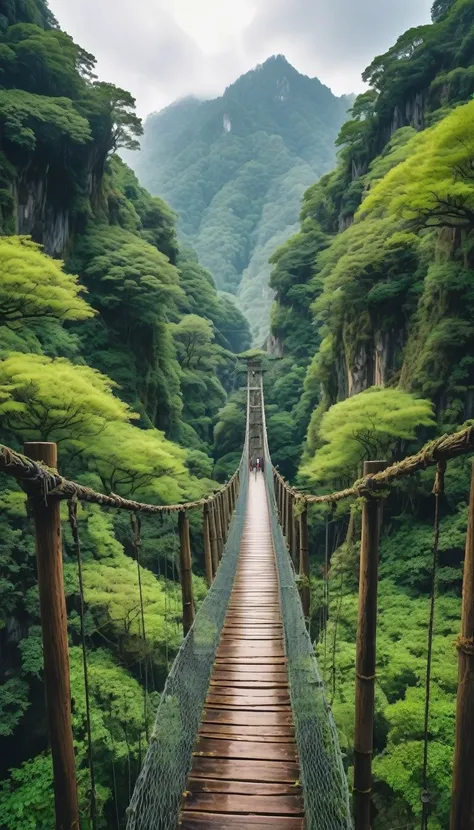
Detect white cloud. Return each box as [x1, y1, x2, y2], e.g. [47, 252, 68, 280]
[48, 0, 433, 115]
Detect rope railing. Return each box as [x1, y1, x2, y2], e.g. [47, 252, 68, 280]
[273, 423, 474, 505]
[0, 444, 239, 513]
[2, 434, 243, 830]
[271, 418, 474, 830]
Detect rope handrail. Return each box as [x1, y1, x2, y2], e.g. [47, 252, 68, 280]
[0, 444, 239, 513]
[273, 424, 474, 504]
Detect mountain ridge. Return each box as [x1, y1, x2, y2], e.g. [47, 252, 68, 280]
[126, 55, 351, 343]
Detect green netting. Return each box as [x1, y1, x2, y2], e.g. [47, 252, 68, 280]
[126, 444, 249, 829]
[262, 394, 353, 829]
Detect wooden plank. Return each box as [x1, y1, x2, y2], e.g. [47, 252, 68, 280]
[199, 731, 295, 744]
[194, 737, 297, 762]
[190, 756, 300, 782]
[180, 814, 305, 829]
[182, 792, 304, 815]
[187, 777, 301, 796]
[202, 709, 294, 726]
[199, 724, 296, 739]
[179, 473, 303, 826]
[205, 702, 292, 712]
[208, 687, 290, 698]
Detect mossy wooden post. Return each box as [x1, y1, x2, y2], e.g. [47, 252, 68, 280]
[292, 502, 299, 569]
[24, 442, 79, 830]
[354, 460, 387, 830]
[299, 502, 310, 618]
[215, 495, 224, 560]
[282, 485, 287, 536]
[203, 504, 213, 587]
[286, 490, 293, 554]
[209, 502, 219, 575]
[222, 487, 230, 539]
[228, 483, 234, 522]
[450, 458, 474, 830]
[178, 510, 195, 636]
[278, 478, 283, 523]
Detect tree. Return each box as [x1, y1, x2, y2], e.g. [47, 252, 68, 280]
[0, 353, 134, 446]
[361, 101, 474, 231]
[0, 88, 91, 151]
[171, 315, 215, 370]
[301, 387, 435, 487]
[85, 420, 197, 502]
[0, 236, 94, 330]
[92, 82, 143, 155]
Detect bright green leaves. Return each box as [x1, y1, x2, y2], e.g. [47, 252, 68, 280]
[0, 352, 134, 445]
[0, 236, 94, 331]
[361, 101, 474, 231]
[85, 421, 191, 502]
[302, 387, 435, 487]
[78, 225, 181, 325]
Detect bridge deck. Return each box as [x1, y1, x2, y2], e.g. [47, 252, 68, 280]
[180, 473, 304, 829]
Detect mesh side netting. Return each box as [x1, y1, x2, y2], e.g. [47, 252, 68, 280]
[126, 447, 249, 829]
[261, 385, 353, 830]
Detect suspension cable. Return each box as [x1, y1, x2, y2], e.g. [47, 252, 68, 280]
[420, 461, 445, 829]
[68, 499, 98, 830]
[131, 513, 149, 742]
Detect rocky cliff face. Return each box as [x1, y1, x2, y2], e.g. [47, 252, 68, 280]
[13, 178, 70, 257]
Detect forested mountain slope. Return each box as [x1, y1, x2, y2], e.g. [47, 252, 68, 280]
[228, 0, 473, 826]
[0, 2, 249, 826]
[128, 56, 351, 343]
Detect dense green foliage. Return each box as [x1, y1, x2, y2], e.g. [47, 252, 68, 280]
[127, 56, 351, 343]
[0, 2, 249, 826]
[261, 1, 474, 826]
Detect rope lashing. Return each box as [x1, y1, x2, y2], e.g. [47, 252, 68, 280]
[67, 499, 98, 830]
[272, 425, 474, 505]
[455, 635, 474, 655]
[420, 460, 446, 830]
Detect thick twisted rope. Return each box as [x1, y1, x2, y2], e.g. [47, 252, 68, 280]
[274, 425, 474, 504]
[0, 445, 238, 513]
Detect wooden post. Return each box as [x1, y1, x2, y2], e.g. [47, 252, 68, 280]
[282, 485, 287, 536]
[287, 493, 294, 558]
[215, 496, 224, 560]
[209, 502, 219, 575]
[450, 458, 474, 830]
[285, 489, 291, 549]
[222, 489, 229, 539]
[354, 460, 387, 830]
[203, 505, 213, 587]
[299, 503, 310, 618]
[178, 511, 195, 636]
[24, 442, 79, 830]
[227, 485, 234, 525]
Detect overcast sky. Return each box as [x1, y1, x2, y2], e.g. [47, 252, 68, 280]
[48, 0, 433, 117]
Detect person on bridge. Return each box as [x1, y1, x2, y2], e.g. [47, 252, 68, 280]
[256, 457, 261, 473]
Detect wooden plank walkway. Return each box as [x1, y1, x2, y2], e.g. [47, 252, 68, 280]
[180, 472, 304, 829]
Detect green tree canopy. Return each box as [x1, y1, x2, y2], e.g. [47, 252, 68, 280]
[361, 101, 474, 231]
[0, 353, 134, 445]
[0, 236, 93, 330]
[302, 387, 435, 487]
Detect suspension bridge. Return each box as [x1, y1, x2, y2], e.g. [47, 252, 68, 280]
[1, 357, 474, 830]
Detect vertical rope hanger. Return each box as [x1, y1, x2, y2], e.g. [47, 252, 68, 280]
[420, 460, 445, 830]
[68, 499, 98, 830]
[130, 513, 149, 742]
